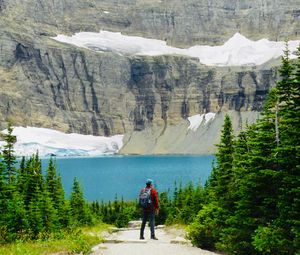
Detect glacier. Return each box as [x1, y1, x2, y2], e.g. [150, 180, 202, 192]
[0, 127, 124, 157]
[0, 113, 217, 157]
[52, 31, 300, 66]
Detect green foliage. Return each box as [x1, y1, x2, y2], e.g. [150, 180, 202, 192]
[5, 191, 28, 241]
[92, 197, 140, 228]
[27, 194, 44, 238]
[0, 223, 107, 255]
[187, 202, 224, 250]
[1, 45, 299, 255]
[166, 181, 205, 225]
[208, 114, 235, 205]
[45, 160, 69, 228]
[91, 181, 206, 229]
[252, 225, 292, 255]
[70, 178, 93, 226]
[188, 114, 235, 251]
[2, 122, 17, 184]
[156, 191, 171, 225]
[0, 126, 101, 245]
[188, 45, 300, 255]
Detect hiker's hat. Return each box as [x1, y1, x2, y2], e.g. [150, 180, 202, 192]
[146, 179, 153, 185]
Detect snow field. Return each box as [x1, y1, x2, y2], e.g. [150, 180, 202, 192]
[0, 113, 216, 157]
[52, 31, 300, 66]
[0, 127, 124, 157]
[188, 113, 216, 131]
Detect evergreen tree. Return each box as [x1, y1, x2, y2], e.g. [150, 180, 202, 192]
[208, 114, 234, 202]
[5, 190, 29, 241]
[188, 115, 235, 250]
[56, 176, 70, 227]
[70, 177, 92, 226]
[40, 190, 58, 233]
[272, 45, 300, 254]
[45, 158, 67, 227]
[16, 157, 27, 195]
[188, 202, 224, 250]
[45, 157, 57, 195]
[22, 154, 44, 208]
[27, 188, 44, 238]
[0, 159, 7, 230]
[276, 43, 295, 102]
[218, 46, 300, 255]
[2, 122, 17, 184]
[222, 88, 282, 254]
[156, 191, 170, 225]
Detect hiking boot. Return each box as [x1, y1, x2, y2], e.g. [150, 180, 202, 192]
[151, 236, 158, 240]
[140, 236, 145, 240]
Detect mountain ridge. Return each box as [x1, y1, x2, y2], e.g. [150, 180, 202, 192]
[0, 0, 299, 154]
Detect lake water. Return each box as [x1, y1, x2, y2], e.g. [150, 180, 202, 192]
[41, 155, 214, 202]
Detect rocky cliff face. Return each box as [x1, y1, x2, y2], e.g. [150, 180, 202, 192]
[0, 0, 297, 154]
[1, 0, 299, 46]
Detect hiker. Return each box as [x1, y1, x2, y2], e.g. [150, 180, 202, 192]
[139, 178, 159, 240]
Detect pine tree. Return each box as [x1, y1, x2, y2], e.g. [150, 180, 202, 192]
[27, 188, 44, 238]
[251, 45, 300, 255]
[276, 42, 295, 102]
[272, 44, 300, 254]
[16, 157, 28, 200]
[0, 159, 7, 228]
[40, 189, 58, 233]
[220, 46, 300, 255]
[188, 115, 235, 250]
[2, 123, 17, 184]
[45, 157, 57, 195]
[222, 89, 283, 254]
[22, 154, 44, 208]
[156, 191, 170, 225]
[55, 175, 70, 227]
[70, 177, 84, 223]
[5, 190, 29, 241]
[45, 158, 67, 227]
[193, 182, 205, 213]
[208, 114, 235, 203]
[70, 177, 92, 226]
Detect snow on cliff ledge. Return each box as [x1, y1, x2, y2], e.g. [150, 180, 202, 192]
[0, 127, 124, 157]
[52, 31, 300, 66]
[188, 113, 216, 131]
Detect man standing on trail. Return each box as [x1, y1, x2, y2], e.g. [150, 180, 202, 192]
[139, 179, 159, 240]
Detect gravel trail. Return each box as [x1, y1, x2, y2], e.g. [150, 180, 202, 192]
[91, 225, 220, 255]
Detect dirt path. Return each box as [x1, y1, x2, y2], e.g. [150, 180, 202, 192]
[91, 224, 220, 255]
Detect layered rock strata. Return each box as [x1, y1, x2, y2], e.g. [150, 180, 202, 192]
[0, 29, 278, 153]
[0, 0, 299, 47]
[0, 0, 297, 153]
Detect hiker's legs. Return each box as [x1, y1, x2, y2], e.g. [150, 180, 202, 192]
[149, 211, 155, 237]
[140, 210, 148, 238]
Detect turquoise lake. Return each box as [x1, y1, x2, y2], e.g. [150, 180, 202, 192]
[41, 155, 215, 202]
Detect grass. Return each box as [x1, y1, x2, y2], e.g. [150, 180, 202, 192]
[0, 223, 109, 255]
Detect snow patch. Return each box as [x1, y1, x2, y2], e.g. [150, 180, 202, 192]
[188, 113, 216, 131]
[52, 31, 300, 66]
[204, 112, 216, 124]
[0, 127, 124, 157]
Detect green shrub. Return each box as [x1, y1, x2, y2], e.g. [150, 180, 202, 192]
[252, 225, 293, 255]
[187, 203, 223, 250]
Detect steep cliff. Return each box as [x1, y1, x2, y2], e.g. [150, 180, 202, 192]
[0, 0, 299, 46]
[0, 0, 298, 154]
